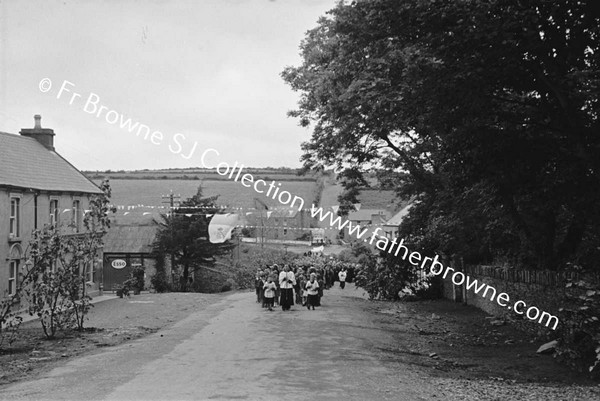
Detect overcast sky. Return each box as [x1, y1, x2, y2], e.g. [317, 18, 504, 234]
[0, 0, 335, 171]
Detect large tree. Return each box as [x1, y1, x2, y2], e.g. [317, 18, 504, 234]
[153, 187, 235, 291]
[283, 0, 600, 269]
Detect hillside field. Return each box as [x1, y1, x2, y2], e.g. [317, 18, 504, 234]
[357, 189, 404, 212]
[87, 168, 316, 182]
[101, 179, 318, 210]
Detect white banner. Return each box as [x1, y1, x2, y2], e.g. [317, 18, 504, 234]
[208, 213, 239, 244]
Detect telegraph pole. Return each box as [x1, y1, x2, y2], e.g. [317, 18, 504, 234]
[161, 190, 181, 210]
[161, 190, 180, 289]
[254, 198, 269, 248]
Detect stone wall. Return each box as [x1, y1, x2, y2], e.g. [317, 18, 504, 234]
[441, 264, 579, 337]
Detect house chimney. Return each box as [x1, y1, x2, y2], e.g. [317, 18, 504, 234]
[20, 114, 55, 150]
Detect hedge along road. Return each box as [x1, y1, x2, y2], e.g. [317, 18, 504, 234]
[0, 287, 438, 401]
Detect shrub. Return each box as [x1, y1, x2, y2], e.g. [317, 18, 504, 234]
[0, 297, 23, 349]
[124, 265, 145, 294]
[554, 267, 600, 378]
[23, 218, 104, 338]
[220, 280, 233, 292]
[150, 270, 171, 293]
[353, 243, 436, 301]
[241, 227, 255, 237]
[296, 232, 310, 241]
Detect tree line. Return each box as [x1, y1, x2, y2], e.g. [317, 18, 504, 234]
[282, 0, 600, 376]
[283, 0, 600, 272]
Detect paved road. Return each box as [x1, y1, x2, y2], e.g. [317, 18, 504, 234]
[0, 286, 434, 401]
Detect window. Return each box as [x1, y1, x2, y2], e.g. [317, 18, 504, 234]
[79, 261, 94, 283]
[8, 260, 18, 296]
[9, 197, 20, 238]
[72, 200, 81, 232]
[86, 261, 94, 282]
[34, 195, 38, 229]
[50, 199, 59, 227]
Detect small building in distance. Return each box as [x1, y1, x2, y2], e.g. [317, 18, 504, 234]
[343, 209, 391, 241]
[101, 213, 161, 292]
[382, 203, 413, 239]
[0, 115, 104, 297]
[243, 206, 311, 242]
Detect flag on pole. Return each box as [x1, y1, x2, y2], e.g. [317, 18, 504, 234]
[208, 213, 239, 244]
[254, 197, 269, 210]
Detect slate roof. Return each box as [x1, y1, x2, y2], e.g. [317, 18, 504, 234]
[384, 204, 413, 226]
[267, 207, 300, 219]
[243, 207, 300, 225]
[347, 209, 391, 222]
[103, 225, 158, 254]
[0, 131, 102, 194]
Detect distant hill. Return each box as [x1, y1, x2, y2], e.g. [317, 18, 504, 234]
[85, 168, 405, 216]
[84, 167, 317, 182]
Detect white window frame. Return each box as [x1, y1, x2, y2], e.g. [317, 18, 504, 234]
[72, 199, 81, 233]
[49, 198, 59, 227]
[8, 260, 18, 296]
[50, 259, 58, 273]
[9, 194, 21, 239]
[86, 261, 94, 283]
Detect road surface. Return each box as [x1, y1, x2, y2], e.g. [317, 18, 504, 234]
[0, 286, 435, 400]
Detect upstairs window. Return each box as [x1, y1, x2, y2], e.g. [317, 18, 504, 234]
[9, 196, 20, 238]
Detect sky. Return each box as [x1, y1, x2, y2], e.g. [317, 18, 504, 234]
[0, 0, 337, 171]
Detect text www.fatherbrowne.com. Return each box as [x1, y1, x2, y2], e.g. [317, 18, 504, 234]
[40, 77, 558, 330]
[310, 205, 560, 330]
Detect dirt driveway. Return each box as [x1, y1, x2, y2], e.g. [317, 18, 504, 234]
[1, 287, 599, 400]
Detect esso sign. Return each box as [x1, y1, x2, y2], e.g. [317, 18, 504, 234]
[111, 259, 127, 269]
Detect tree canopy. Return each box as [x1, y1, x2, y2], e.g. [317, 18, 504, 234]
[283, 0, 600, 270]
[153, 187, 235, 291]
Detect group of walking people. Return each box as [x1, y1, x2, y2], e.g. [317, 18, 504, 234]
[255, 263, 349, 311]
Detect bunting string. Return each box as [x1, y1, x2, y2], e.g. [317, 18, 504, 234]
[61, 202, 393, 233]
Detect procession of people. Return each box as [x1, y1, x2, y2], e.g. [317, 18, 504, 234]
[254, 257, 353, 312]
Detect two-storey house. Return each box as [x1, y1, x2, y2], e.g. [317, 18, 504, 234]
[0, 115, 103, 297]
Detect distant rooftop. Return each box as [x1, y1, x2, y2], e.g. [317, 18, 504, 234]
[103, 225, 158, 254]
[347, 209, 391, 222]
[385, 204, 413, 226]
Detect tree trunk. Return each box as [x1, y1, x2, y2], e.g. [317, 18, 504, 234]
[556, 209, 587, 263]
